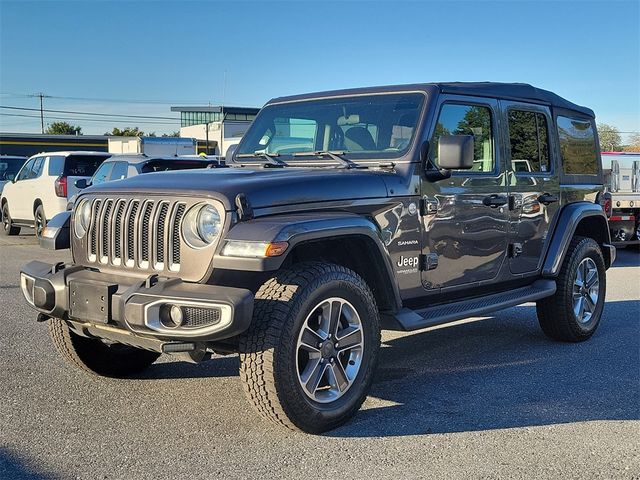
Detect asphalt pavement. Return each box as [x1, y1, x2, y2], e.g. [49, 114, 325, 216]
[1, 230, 638, 479]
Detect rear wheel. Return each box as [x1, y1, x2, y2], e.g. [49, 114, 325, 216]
[49, 318, 161, 377]
[34, 205, 46, 239]
[239, 262, 380, 433]
[1, 202, 20, 236]
[537, 236, 606, 342]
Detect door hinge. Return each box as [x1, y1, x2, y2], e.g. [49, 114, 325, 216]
[420, 197, 438, 216]
[509, 243, 523, 258]
[419, 253, 439, 271]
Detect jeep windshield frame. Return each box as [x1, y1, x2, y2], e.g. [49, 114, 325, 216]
[233, 92, 426, 166]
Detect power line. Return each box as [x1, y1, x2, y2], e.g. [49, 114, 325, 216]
[0, 105, 180, 121]
[0, 112, 178, 126]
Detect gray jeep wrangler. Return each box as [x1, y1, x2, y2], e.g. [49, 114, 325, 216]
[21, 82, 615, 433]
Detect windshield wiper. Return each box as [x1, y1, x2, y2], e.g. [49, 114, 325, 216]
[293, 151, 361, 169]
[236, 152, 288, 167]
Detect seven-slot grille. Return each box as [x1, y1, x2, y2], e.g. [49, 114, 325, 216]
[86, 197, 186, 272]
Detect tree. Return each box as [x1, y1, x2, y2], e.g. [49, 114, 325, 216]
[597, 123, 622, 151]
[162, 131, 180, 137]
[624, 133, 640, 152]
[45, 121, 82, 135]
[104, 126, 144, 137]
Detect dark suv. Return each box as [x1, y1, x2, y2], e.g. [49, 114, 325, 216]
[20, 83, 615, 433]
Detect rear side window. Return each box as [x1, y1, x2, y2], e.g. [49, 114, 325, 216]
[557, 116, 598, 175]
[139, 160, 211, 173]
[16, 158, 35, 181]
[431, 103, 494, 173]
[63, 155, 108, 176]
[508, 110, 550, 173]
[29, 157, 45, 179]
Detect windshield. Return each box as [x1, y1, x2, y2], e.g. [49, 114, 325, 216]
[236, 92, 425, 161]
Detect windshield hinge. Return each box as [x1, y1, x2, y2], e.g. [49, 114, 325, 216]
[235, 193, 253, 221]
[419, 196, 438, 216]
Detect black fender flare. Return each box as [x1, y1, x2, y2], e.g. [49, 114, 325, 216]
[542, 202, 615, 276]
[213, 212, 402, 309]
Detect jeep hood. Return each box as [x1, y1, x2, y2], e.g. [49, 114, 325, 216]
[83, 167, 391, 211]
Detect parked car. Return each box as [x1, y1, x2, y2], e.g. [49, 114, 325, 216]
[66, 154, 224, 209]
[1, 151, 110, 237]
[20, 83, 614, 433]
[0, 155, 28, 195]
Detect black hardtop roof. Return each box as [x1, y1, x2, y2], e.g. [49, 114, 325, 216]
[268, 82, 594, 117]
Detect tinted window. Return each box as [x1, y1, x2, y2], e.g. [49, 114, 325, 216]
[29, 157, 45, 179]
[48, 156, 65, 176]
[557, 116, 598, 175]
[16, 158, 35, 181]
[109, 162, 128, 180]
[91, 162, 114, 185]
[238, 93, 425, 160]
[0, 157, 27, 181]
[431, 104, 494, 172]
[64, 155, 109, 176]
[139, 159, 214, 173]
[508, 110, 550, 173]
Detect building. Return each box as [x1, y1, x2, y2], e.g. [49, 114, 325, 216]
[171, 105, 260, 156]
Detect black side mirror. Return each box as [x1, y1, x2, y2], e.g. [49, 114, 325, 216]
[75, 178, 88, 189]
[438, 135, 474, 170]
[421, 141, 451, 182]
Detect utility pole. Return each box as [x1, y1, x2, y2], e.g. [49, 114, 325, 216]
[30, 92, 49, 133]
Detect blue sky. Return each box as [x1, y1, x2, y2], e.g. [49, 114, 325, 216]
[1, 0, 638, 137]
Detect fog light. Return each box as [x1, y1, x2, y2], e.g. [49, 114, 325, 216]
[159, 304, 184, 328]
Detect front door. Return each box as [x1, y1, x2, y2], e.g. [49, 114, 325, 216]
[501, 101, 560, 274]
[421, 97, 509, 290]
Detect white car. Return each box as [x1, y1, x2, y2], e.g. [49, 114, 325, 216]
[1, 151, 110, 237]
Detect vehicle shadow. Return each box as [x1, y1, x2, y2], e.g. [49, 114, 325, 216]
[138, 354, 239, 380]
[0, 447, 58, 480]
[330, 299, 639, 438]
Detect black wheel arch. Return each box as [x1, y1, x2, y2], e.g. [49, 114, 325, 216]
[542, 202, 615, 276]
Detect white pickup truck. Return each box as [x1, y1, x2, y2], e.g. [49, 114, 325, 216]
[601, 152, 640, 247]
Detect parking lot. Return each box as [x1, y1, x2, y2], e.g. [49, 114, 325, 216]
[1, 231, 638, 479]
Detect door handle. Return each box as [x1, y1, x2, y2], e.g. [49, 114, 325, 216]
[538, 193, 558, 205]
[482, 194, 508, 208]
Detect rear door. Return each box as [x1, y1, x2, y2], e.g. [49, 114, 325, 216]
[501, 101, 559, 274]
[421, 96, 510, 290]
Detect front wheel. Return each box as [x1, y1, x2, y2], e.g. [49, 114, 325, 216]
[1, 202, 20, 236]
[49, 318, 161, 377]
[239, 262, 380, 433]
[537, 236, 606, 342]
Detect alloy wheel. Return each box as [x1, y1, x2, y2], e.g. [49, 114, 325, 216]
[572, 257, 600, 324]
[296, 297, 364, 403]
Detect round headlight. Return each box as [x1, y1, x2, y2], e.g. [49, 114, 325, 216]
[197, 205, 221, 244]
[74, 199, 92, 238]
[182, 203, 223, 248]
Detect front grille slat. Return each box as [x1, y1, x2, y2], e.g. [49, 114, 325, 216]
[85, 196, 187, 273]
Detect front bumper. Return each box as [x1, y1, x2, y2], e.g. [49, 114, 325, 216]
[20, 261, 254, 347]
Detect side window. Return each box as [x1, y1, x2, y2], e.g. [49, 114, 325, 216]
[109, 162, 128, 181]
[47, 156, 65, 176]
[29, 157, 45, 179]
[91, 162, 114, 185]
[432, 104, 494, 173]
[508, 110, 550, 173]
[557, 116, 598, 175]
[16, 158, 35, 181]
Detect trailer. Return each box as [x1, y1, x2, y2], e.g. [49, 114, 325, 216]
[601, 152, 640, 247]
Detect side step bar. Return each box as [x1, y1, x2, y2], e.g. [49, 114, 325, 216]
[391, 279, 557, 331]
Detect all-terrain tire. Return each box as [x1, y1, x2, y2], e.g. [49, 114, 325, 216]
[49, 318, 161, 377]
[239, 262, 381, 433]
[1, 202, 20, 236]
[536, 236, 606, 342]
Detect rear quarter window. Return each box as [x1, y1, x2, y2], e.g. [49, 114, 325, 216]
[557, 116, 598, 175]
[63, 155, 109, 177]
